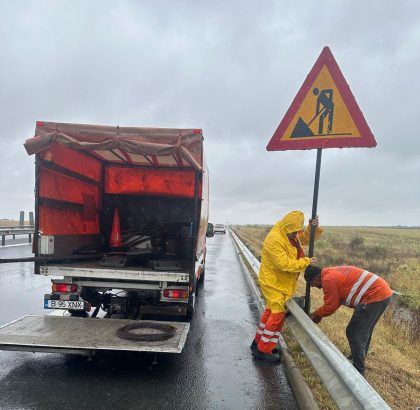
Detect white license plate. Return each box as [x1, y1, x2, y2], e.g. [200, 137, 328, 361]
[44, 300, 84, 310]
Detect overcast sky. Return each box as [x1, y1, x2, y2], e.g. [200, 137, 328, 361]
[1, 0, 419, 226]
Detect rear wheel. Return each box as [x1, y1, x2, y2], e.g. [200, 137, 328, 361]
[186, 276, 198, 320]
[68, 309, 88, 317]
[199, 266, 205, 286]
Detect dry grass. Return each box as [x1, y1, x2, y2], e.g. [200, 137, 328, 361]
[0, 219, 30, 227]
[233, 225, 420, 410]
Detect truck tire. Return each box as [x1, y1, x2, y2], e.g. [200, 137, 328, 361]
[186, 276, 198, 320]
[68, 309, 88, 317]
[186, 296, 195, 320]
[199, 266, 205, 286]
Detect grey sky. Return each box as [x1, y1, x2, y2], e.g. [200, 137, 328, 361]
[1, 0, 419, 226]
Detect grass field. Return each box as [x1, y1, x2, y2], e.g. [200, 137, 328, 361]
[0, 220, 30, 227]
[233, 225, 420, 410]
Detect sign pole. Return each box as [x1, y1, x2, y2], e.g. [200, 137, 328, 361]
[304, 148, 322, 314]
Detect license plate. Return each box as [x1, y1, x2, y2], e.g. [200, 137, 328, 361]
[44, 300, 84, 310]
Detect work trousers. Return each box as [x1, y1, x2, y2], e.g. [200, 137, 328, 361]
[346, 296, 392, 376]
[254, 309, 286, 354]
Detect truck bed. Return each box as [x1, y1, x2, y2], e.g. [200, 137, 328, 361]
[0, 315, 190, 355]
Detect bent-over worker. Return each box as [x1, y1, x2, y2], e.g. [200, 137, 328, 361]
[251, 211, 322, 363]
[304, 265, 393, 376]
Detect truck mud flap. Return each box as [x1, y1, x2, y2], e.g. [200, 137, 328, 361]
[0, 315, 190, 356]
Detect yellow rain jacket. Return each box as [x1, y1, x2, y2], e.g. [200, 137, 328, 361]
[259, 211, 323, 313]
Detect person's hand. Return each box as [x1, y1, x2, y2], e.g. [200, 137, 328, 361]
[309, 215, 319, 228]
[310, 313, 322, 324]
[310, 257, 317, 264]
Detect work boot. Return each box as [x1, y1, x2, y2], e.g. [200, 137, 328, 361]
[250, 340, 258, 353]
[252, 348, 281, 363]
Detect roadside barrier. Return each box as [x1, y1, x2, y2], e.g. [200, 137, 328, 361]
[0, 211, 34, 246]
[229, 227, 391, 410]
[0, 227, 34, 246]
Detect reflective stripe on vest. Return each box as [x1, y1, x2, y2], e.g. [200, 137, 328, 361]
[353, 274, 379, 306]
[345, 270, 379, 307]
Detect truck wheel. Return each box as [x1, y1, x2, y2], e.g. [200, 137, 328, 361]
[186, 296, 195, 320]
[186, 277, 198, 320]
[68, 309, 88, 317]
[199, 267, 205, 286]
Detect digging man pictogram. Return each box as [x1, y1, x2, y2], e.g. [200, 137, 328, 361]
[312, 87, 334, 134]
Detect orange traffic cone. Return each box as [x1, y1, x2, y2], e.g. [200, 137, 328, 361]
[109, 208, 122, 248]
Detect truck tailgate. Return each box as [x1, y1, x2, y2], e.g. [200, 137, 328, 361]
[0, 315, 190, 355]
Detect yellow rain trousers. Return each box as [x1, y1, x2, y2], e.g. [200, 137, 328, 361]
[258, 210, 323, 313]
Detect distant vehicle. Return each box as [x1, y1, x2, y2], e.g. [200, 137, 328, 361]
[214, 224, 226, 234]
[206, 223, 214, 237]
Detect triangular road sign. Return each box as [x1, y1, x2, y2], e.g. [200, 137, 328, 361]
[267, 46, 377, 151]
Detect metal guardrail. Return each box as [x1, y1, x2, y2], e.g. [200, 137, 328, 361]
[0, 211, 34, 246]
[229, 227, 391, 410]
[0, 227, 34, 246]
[0, 227, 34, 234]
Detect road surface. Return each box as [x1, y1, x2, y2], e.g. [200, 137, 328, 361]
[0, 233, 297, 410]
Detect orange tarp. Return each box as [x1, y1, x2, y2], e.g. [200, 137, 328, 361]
[25, 121, 203, 171]
[105, 166, 198, 198]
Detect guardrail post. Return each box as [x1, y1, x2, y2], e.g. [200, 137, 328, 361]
[29, 233, 32, 243]
[1, 235, 4, 246]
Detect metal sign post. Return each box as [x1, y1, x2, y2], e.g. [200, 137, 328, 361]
[304, 148, 322, 314]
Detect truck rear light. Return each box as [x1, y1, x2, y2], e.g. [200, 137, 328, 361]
[163, 289, 188, 299]
[52, 283, 77, 293]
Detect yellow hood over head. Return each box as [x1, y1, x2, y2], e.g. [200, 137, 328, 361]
[276, 211, 304, 234]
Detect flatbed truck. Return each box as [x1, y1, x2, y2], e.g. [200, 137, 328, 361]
[0, 121, 210, 356]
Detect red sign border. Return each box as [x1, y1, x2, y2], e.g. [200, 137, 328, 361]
[267, 46, 377, 151]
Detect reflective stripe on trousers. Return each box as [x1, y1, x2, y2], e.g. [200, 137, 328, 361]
[260, 331, 281, 343]
[256, 322, 265, 335]
[254, 308, 271, 344]
[257, 312, 286, 354]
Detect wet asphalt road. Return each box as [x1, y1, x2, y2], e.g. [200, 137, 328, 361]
[0, 233, 297, 410]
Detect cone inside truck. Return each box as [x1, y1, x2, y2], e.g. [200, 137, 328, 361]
[109, 208, 122, 248]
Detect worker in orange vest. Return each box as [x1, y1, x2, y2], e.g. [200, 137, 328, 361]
[304, 265, 393, 376]
[251, 211, 322, 363]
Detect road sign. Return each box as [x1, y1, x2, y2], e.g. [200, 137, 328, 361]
[267, 46, 376, 151]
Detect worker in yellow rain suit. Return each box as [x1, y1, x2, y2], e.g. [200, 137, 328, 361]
[251, 211, 322, 363]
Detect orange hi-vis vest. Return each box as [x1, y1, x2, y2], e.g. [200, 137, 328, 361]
[314, 266, 393, 319]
